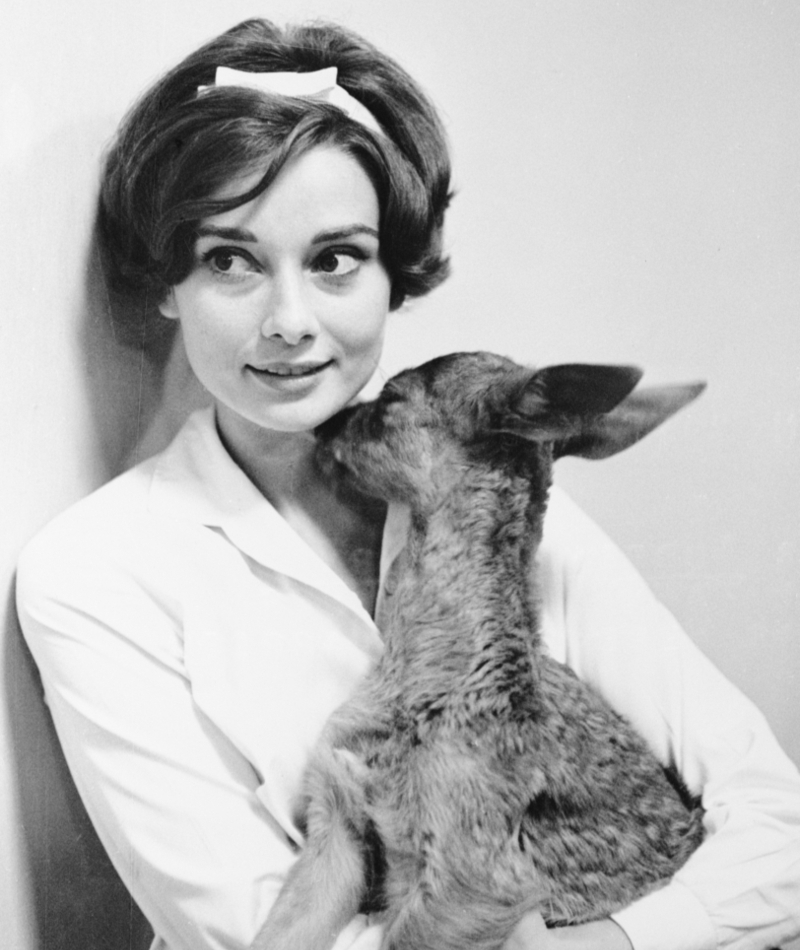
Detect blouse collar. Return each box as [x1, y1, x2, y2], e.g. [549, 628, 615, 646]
[146, 407, 381, 625]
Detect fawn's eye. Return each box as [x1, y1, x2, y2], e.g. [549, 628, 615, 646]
[380, 384, 406, 405]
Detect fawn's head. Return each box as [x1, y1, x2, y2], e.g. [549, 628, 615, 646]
[316, 351, 704, 511]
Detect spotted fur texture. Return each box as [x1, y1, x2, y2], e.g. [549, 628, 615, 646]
[252, 352, 706, 950]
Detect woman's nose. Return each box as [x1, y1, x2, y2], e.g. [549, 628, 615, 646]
[260, 271, 319, 345]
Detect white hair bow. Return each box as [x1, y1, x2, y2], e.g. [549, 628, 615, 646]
[201, 66, 383, 136]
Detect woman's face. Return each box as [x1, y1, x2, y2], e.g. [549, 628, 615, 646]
[160, 145, 391, 443]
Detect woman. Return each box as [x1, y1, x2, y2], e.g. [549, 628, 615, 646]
[15, 17, 800, 950]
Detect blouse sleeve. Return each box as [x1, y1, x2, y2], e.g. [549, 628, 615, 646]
[15, 524, 380, 950]
[538, 487, 800, 950]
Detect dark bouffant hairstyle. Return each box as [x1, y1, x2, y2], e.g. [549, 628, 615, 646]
[98, 18, 452, 313]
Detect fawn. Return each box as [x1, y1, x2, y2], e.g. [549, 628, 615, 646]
[253, 352, 706, 950]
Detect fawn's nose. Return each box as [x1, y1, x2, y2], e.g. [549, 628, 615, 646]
[260, 270, 319, 345]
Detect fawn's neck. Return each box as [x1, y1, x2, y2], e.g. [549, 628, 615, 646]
[376, 466, 550, 725]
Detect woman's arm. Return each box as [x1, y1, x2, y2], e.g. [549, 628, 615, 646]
[16, 524, 379, 950]
[17, 533, 289, 950]
[504, 914, 633, 950]
[534, 486, 800, 950]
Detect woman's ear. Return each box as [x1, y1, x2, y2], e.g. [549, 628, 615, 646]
[158, 290, 179, 320]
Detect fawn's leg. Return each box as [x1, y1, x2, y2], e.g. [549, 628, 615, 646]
[250, 748, 371, 950]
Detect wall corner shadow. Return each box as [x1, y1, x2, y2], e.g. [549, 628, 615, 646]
[80, 215, 209, 478]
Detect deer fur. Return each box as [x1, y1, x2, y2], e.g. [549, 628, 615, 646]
[252, 352, 706, 950]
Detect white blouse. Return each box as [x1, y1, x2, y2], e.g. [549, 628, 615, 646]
[16, 407, 800, 950]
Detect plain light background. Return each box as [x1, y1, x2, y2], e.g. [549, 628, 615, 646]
[1, 1, 798, 947]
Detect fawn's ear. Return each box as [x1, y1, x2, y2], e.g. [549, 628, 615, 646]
[517, 364, 644, 417]
[553, 380, 706, 459]
[503, 363, 705, 460]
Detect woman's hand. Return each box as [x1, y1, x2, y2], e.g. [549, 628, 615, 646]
[503, 913, 634, 950]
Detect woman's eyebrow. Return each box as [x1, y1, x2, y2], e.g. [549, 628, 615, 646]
[195, 225, 257, 242]
[312, 225, 379, 244]
[194, 224, 379, 244]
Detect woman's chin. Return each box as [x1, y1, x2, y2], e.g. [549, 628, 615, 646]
[215, 384, 367, 439]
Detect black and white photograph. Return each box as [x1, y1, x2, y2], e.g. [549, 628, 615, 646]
[1, 2, 799, 949]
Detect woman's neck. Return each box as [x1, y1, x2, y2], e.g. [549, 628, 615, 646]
[214, 402, 386, 616]
[215, 403, 320, 511]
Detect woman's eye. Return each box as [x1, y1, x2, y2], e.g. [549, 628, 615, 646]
[312, 249, 364, 279]
[199, 247, 258, 280]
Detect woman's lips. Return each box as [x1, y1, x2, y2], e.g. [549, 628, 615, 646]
[246, 361, 335, 393]
[249, 360, 333, 378]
